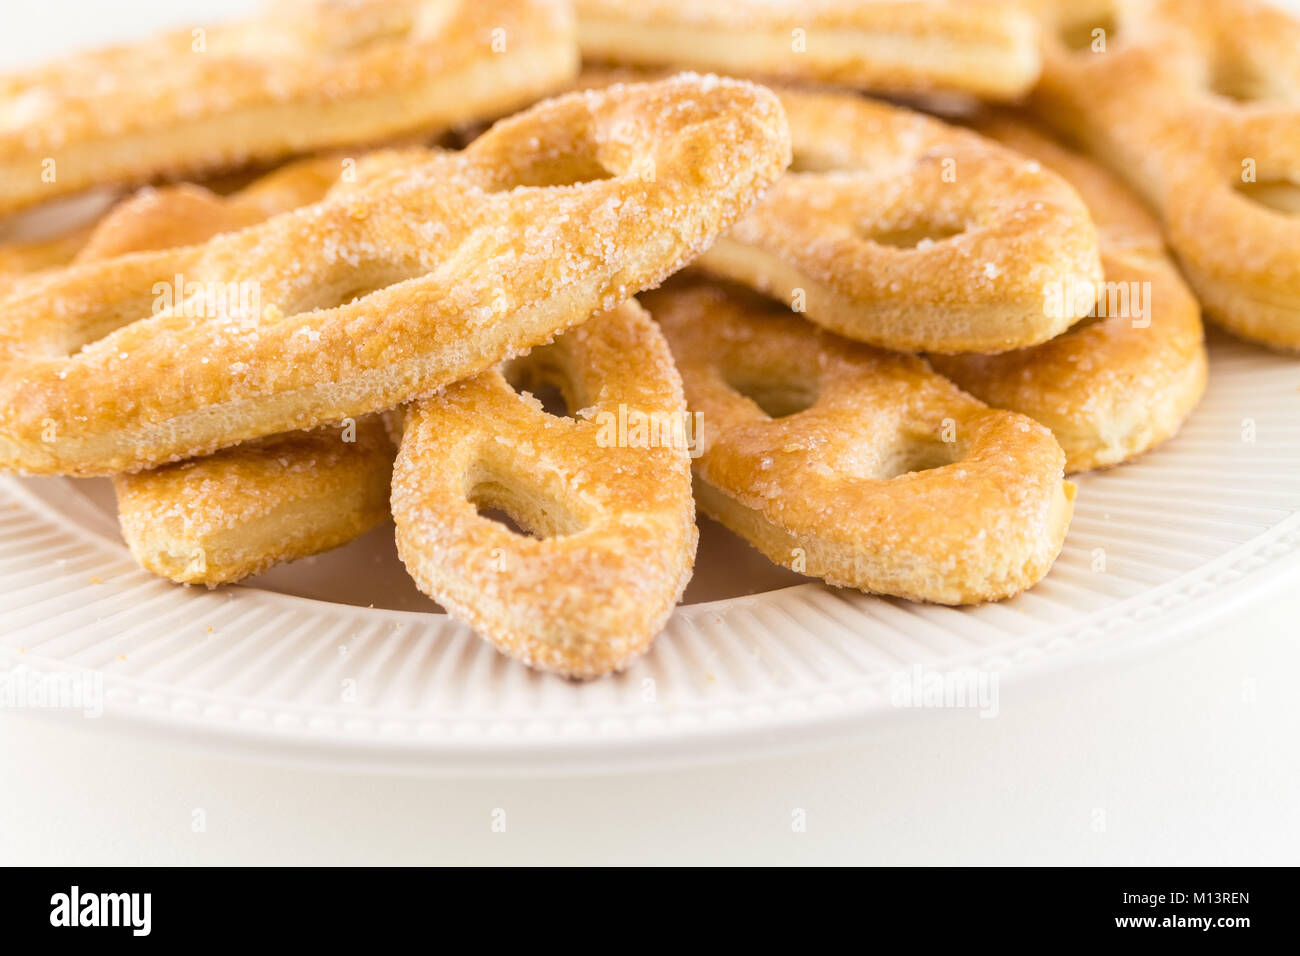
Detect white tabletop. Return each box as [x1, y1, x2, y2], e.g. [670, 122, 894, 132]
[2, 0, 1298, 867]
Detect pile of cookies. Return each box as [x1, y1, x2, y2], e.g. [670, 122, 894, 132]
[0, 0, 1293, 677]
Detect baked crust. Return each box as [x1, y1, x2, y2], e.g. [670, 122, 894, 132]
[692, 85, 1105, 353]
[646, 278, 1075, 605]
[0, 74, 792, 476]
[1025, 0, 1300, 350]
[931, 116, 1208, 472]
[0, 0, 579, 213]
[392, 301, 697, 678]
[576, 0, 1040, 100]
[91, 156, 426, 584]
[115, 417, 394, 585]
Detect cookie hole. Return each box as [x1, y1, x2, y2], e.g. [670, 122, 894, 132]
[789, 155, 835, 173]
[290, 265, 414, 313]
[1208, 55, 1290, 105]
[69, 273, 269, 356]
[725, 374, 819, 419]
[521, 382, 570, 417]
[1236, 178, 1300, 215]
[488, 152, 614, 191]
[1060, 14, 1118, 53]
[337, 283, 391, 306]
[468, 476, 584, 540]
[864, 224, 964, 250]
[876, 435, 960, 479]
[503, 348, 580, 418]
[474, 504, 539, 539]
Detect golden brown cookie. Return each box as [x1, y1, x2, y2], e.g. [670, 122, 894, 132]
[931, 115, 1207, 472]
[1026, 0, 1300, 349]
[646, 279, 1075, 605]
[0, 75, 791, 476]
[0, 0, 578, 214]
[392, 301, 696, 678]
[576, 0, 1041, 100]
[693, 86, 1104, 353]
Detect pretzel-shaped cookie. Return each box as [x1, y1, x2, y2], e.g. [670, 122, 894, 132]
[392, 300, 696, 678]
[0, 0, 578, 214]
[692, 86, 1105, 353]
[932, 115, 1207, 472]
[0, 74, 791, 477]
[576, 0, 1041, 101]
[0, 160, 387, 583]
[645, 279, 1075, 605]
[97, 156, 429, 584]
[1026, 0, 1300, 350]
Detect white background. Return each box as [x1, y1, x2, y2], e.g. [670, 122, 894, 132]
[1, 0, 1298, 865]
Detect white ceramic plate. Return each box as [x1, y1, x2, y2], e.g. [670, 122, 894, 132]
[2, 329, 1298, 775]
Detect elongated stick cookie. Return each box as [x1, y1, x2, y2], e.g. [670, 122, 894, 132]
[116, 417, 394, 585]
[931, 116, 1207, 472]
[392, 301, 696, 678]
[645, 279, 1075, 605]
[576, 0, 1041, 101]
[0, 75, 791, 476]
[693, 86, 1104, 353]
[1025, 0, 1300, 350]
[0, 0, 577, 214]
